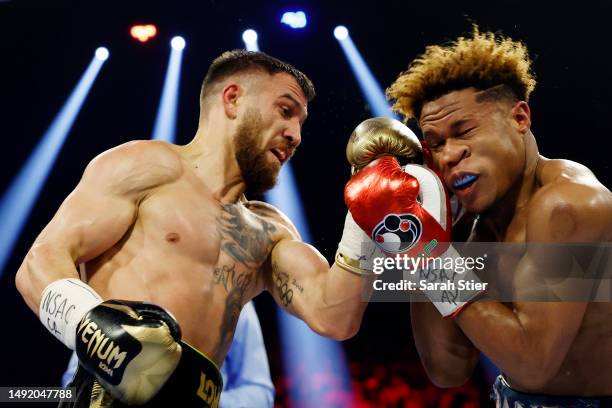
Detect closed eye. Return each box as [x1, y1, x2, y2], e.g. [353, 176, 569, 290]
[456, 127, 476, 138]
[428, 139, 444, 151]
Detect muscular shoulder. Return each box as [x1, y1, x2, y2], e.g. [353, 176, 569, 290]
[244, 200, 302, 240]
[527, 159, 612, 242]
[84, 140, 183, 197]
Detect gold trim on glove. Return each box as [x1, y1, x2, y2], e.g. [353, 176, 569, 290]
[335, 252, 374, 276]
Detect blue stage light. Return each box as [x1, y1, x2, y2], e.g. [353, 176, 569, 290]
[0, 49, 108, 275]
[95, 47, 109, 61]
[170, 36, 185, 51]
[242, 29, 259, 51]
[281, 11, 307, 29]
[333, 25, 348, 40]
[335, 29, 397, 118]
[152, 37, 185, 141]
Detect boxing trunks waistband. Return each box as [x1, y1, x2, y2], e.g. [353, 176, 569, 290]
[59, 341, 223, 408]
[492, 375, 612, 408]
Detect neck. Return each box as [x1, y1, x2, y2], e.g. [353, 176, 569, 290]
[479, 130, 540, 239]
[178, 118, 246, 203]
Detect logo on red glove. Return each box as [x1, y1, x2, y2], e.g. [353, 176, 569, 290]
[372, 213, 422, 253]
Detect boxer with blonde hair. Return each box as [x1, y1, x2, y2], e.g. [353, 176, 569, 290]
[349, 27, 612, 407]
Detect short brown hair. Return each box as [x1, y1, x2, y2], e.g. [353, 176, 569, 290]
[386, 26, 536, 120]
[200, 50, 316, 105]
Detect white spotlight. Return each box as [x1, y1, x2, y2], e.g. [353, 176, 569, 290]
[242, 29, 258, 44]
[95, 47, 109, 61]
[333, 25, 349, 40]
[170, 36, 186, 50]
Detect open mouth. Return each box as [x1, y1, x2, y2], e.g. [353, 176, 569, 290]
[270, 148, 285, 164]
[452, 174, 479, 191]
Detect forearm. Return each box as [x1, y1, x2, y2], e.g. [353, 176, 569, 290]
[455, 301, 575, 385]
[15, 240, 80, 314]
[313, 263, 373, 338]
[411, 299, 479, 387]
[270, 240, 371, 340]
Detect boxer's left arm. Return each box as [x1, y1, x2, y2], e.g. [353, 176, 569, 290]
[455, 182, 612, 390]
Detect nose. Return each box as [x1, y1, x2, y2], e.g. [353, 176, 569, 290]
[439, 139, 469, 172]
[283, 120, 302, 147]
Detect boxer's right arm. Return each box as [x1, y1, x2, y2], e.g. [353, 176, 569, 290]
[15, 141, 181, 313]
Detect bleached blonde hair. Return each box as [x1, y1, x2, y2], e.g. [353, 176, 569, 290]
[387, 26, 536, 120]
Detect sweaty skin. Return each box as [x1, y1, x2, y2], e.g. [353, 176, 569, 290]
[412, 88, 612, 394]
[15, 72, 368, 367]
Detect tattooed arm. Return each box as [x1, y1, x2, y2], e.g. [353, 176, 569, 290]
[267, 241, 370, 340]
[248, 202, 371, 341]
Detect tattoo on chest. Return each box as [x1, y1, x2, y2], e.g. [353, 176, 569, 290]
[211, 204, 276, 362]
[211, 261, 252, 363]
[216, 203, 277, 267]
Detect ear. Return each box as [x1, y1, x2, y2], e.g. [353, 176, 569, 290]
[222, 83, 241, 119]
[511, 101, 531, 133]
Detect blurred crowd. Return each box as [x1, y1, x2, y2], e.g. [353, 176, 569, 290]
[273, 359, 483, 408]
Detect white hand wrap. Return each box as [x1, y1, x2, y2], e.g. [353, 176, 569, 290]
[410, 244, 483, 318]
[39, 278, 103, 349]
[336, 211, 381, 275]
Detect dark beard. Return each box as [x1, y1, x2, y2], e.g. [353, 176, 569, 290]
[234, 108, 280, 195]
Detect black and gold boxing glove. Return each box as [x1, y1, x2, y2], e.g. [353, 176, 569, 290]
[75, 300, 183, 405]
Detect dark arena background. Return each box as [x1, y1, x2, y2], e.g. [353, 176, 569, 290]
[1, 1, 611, 407]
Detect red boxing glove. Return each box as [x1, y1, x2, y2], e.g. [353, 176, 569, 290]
[344, 156, 451, 258]
[345, 156, 484, 317]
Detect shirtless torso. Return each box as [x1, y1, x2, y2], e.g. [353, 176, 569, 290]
[17, 138, 366, 369]
[82, 142, 297, 366]
[466, 158, 612, 395]
[411, 87, 612, 396]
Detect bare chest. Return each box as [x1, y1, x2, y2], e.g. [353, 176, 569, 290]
[137, 181, 282, 272]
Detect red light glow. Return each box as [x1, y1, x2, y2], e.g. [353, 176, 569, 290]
[130, 24, 157, 42]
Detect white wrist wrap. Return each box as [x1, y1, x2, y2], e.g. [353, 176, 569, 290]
[39, 278, 103, 350]
[413, 244, 483, 318]
[337, 211, 381, 274]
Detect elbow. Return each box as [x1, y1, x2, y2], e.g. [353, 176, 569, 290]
[15, 265, 28, 298]
[427, 371, 470, 389]
[421, 357, 472, 388]
[15, 243, 57, 311]
[15, 252, 34, 299]
[418, 347, 478, 388]
[309, 316, 361, 341]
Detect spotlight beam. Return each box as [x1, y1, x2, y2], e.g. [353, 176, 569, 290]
[0, 49, 108, 275]
[152, 38, 185, 141]
[265, 166, 354, 408]
[335, 28, 397, 119]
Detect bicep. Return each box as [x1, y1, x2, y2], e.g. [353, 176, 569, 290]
[264, 239, 328, 315]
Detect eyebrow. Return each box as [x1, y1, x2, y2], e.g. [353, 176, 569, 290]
[422, 118, 472, 140]
[280, 93, 308, 123]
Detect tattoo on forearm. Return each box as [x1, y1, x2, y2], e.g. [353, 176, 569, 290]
[272, 261, 294, 307]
